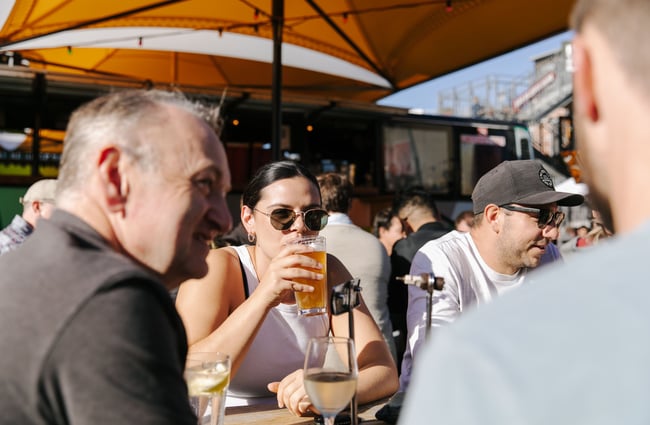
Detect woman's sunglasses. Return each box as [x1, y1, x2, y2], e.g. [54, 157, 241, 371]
[254, 208, 329, 231]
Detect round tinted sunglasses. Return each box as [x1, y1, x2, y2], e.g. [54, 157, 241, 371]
[254, 208, 329, 231]
[500, 204, 565, 228]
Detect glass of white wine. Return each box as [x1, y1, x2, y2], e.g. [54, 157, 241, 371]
[185, 352, 230, 425]
[303, 336, 358, 425]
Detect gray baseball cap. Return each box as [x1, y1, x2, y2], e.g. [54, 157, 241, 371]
[471, 160, 584, 214]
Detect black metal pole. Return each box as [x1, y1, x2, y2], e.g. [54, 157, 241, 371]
[271, 0, 283, 161]
[347, 281, 358, 425]
[425, 287, 433, 340]
[31, 73, 46, 177]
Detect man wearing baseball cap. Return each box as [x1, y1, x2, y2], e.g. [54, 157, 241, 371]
[398, 159, 583, 391]
[0, 179, 57, 255]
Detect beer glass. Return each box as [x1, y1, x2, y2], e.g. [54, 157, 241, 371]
[290, 235, 328, 316]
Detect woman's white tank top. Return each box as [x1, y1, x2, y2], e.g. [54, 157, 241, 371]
[227, 245, 329, 406]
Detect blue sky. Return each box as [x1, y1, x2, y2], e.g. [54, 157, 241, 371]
[377, 31, 574, 113]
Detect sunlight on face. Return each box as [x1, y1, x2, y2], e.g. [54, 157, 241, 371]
[497, 204, 559, 272]
[125, 106, 232, 287]
[250, 176, 322, 259]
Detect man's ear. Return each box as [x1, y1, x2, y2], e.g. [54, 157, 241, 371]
[573, 37, 599, 122]
[97, 146, 128, 213]
[29, 200, 42, 215]
[483, 204, 502, 232]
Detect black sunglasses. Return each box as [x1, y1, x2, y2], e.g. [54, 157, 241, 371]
[500, 204, 565, 228]
[254, 208, 329, 231]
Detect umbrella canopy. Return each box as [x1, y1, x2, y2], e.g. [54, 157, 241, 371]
[0, 0, 576, 102]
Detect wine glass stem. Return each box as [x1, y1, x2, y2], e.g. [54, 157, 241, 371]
[323, 416, 336, 425]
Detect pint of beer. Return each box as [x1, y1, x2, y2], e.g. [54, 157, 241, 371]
[291, 235, 327, 316]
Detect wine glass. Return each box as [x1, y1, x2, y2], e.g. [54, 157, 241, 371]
[303, 336, 358, 425]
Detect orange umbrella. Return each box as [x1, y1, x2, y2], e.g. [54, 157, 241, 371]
[0, 0, 575, 100]
[0, 0, 575, 158]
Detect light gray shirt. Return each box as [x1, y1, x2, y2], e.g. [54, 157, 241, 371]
[320, 213, 396, 361]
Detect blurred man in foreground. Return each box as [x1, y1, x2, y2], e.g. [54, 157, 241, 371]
[399, 1, 650, 423]
[0, 90, 232, 424]
[0, 178, 57, 255]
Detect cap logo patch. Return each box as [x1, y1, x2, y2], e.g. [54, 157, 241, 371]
[539, 168, 554, 189]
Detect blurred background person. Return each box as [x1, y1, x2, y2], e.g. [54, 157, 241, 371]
[388, 186, 452, 372]
[373, 207, 406, 256]
[0, 179, 57, 255]
[588, 209, 613, 243]
[454, 209, 474, 232]
[561, 209, 612, 258]
[318, 172, 397, 363]
[576, 225, 591, 247]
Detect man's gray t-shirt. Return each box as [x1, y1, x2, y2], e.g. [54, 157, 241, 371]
[0, 210, 196, 425]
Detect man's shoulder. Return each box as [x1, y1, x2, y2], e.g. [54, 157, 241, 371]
[418, 221, 453, 235]
[445, 229, 650, 336]
[407, 221, 453, 246]
[2, 211, 164, 305]
[322, 223, 382, 244]
[418, 230, 467, 252]
[323, 224, 388, 261]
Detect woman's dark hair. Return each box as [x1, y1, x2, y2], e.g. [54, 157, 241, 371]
[242, 161, 320, 208]
[372, 207, 399, 237]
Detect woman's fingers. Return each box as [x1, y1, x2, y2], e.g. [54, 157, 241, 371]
[269, 369, 313, 416]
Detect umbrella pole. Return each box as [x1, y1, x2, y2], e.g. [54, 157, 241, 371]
[271, 0, 284, 161]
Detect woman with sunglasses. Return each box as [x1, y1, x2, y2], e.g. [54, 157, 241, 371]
[176, 161, 398, 416]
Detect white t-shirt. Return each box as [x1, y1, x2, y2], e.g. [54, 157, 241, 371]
[400, 230, 526, 390]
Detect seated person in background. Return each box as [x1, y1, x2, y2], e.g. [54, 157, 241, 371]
[372, 207, 406, 256]
[588, 210, 613, 243]
[317, 172, 397, 363]
[0, 179, 57, 255]
[561, 209, 613, 257]
[388, 186, 452, 372]
[576, 225, 592, 247]
[176, 161, 398, 416]
[454, 209, 474, 232]
[400, 160, 583, 391]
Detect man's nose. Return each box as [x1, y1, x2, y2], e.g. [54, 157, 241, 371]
[207, 196, 233, 236]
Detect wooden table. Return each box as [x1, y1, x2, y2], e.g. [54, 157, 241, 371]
[224, 399, 390, 425]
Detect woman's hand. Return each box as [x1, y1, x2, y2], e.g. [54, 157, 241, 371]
[267, 369, 316, 416]
[254, 244, 322, 307]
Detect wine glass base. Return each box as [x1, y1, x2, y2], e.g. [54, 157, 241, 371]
[313, 413, 352, 425]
